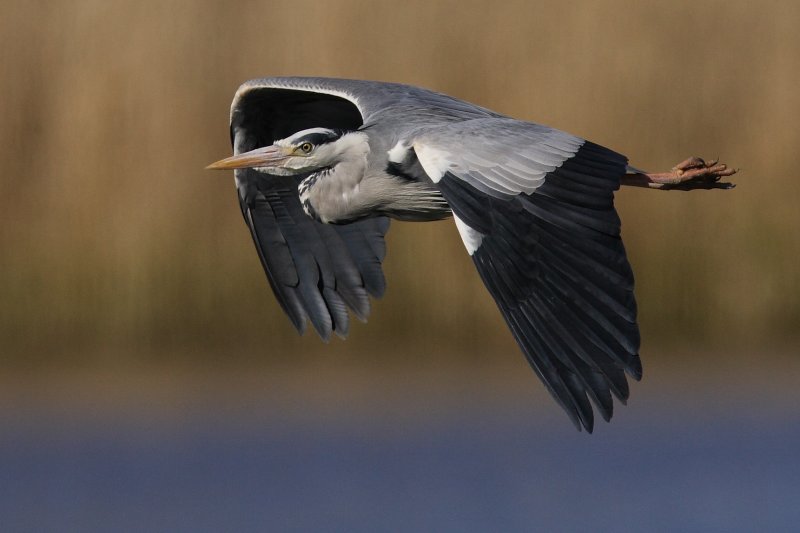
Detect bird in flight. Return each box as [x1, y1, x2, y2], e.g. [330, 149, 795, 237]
[208, 77, 736, 432]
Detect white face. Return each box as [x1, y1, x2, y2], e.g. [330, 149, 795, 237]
[269, 128, 346, 175]
[207, 127, 369, 175]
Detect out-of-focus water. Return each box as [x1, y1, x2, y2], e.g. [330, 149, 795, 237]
[1, 363, 798, 533]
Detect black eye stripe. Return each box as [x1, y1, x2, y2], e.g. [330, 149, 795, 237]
[293, 130, 347, 147]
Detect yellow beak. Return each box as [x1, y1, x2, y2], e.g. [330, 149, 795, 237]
[206, 145, 289, 170]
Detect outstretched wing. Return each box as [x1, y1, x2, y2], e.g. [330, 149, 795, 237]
[413, 118, 642, 432]
[229, 79, 392, 341]
[237, 168, 389, 340]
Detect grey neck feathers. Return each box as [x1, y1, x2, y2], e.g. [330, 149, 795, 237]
[298, 133, 369, 223]
[377, 180, 451, 222]
[297, 132, 451, 224]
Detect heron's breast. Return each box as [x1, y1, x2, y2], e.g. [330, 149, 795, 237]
[298, 170, 368, 224]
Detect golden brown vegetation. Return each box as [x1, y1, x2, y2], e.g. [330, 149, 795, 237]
[1, 0, 798, 366]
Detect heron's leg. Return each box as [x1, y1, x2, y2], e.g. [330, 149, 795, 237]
[621, 157, 738, 190]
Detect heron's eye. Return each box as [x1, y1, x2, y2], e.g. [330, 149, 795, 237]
[299, 142, 314, 154]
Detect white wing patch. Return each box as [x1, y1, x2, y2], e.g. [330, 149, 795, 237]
[387, 141, 409, 163]
[414, 143, 454, 183]
[453, 215, 484, 255]
[412, 119, 584, 195]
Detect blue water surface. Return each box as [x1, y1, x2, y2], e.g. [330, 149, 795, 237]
[1, 373, 798, 532]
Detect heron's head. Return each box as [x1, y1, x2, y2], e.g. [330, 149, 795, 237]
[207, 127, 368, 176]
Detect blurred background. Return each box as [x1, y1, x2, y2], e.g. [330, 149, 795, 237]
[1, 0, 798, 531]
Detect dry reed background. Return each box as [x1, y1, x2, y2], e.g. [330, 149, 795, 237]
[1, 0, 798, 369]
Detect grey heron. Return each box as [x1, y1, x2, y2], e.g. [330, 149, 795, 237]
[208, 77, 736, 432]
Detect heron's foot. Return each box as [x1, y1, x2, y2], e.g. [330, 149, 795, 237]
[643, 157, 738, 190]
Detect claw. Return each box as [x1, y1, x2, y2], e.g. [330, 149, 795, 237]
[623, 156, 739, 190]
[674, 156, 706, 173]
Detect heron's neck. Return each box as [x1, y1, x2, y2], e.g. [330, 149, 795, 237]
[298, 135, 369, 223]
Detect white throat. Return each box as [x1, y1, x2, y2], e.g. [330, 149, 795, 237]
[297, 132, 369, 223]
